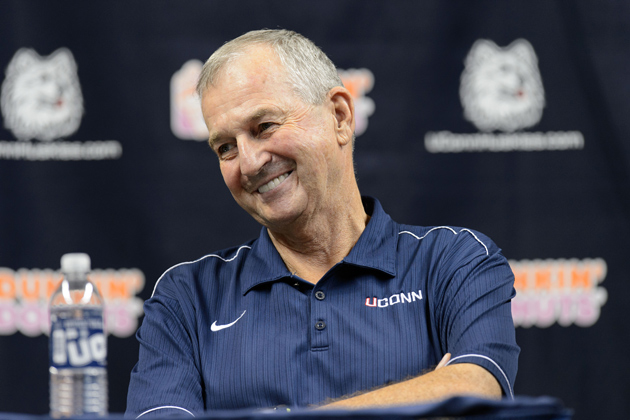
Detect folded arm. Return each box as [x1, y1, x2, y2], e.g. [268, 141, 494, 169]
[319, 354, 501, 409]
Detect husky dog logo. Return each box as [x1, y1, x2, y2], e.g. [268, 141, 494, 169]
[1, 48, 84, 141]
[460, 39, 545, 133]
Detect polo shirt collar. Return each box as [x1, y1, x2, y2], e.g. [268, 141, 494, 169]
[240, 196, 397, 295]
[240, 228, 289, 295]
[342, 196, 397, 276]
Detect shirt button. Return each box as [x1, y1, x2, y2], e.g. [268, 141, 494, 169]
[315, 291, 325, 300]
[315, 321, 326, 330]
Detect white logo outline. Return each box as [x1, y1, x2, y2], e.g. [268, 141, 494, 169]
[210, 310, 246, 332]
[460, 38, 545, 133]
[1, 47, 84, 141]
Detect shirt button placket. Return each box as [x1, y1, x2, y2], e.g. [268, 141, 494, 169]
[311, 289, 329, 350]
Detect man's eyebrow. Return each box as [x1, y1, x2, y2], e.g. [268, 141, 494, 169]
[249, 107, 280, 122]
[208, 132, 220, 150]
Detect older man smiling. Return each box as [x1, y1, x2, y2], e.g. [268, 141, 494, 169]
[126, 29, 519, 417]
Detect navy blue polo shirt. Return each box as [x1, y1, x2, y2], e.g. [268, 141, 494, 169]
[126, 197, 519, 417]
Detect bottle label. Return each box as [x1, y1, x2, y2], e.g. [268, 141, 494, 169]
[49, 307, 107, 369]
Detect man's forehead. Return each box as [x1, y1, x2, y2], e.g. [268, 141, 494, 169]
[203, 76, 291, 126]
[203, 59, 300, 126]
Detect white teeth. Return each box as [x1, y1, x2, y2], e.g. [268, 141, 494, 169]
[258, 173, 289, 193]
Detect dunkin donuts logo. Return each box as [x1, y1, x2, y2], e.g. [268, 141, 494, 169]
[510, 258, 607, 328]
[337, 68, 375, 137]
[171, 59, 208, 141]
[0, 266, 145, 338]
[170, 60, 376, 141]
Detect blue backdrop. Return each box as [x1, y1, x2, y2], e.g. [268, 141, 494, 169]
[0, 1, 628, 419]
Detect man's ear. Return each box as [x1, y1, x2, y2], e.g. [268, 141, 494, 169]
[328, 86, 355, 146]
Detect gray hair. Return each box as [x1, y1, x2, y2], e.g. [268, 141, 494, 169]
[196, 29, 343, 105]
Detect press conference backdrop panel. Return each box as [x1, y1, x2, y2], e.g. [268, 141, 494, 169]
[0, 2, 628, 420]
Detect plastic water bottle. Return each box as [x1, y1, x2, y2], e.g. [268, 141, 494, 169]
[49, 253, 108, 417]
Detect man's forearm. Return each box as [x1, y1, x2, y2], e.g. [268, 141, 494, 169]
[319, 360, 501, 409]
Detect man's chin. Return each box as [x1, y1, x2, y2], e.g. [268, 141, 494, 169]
[256, 214, 301, 232]
[239, 194, 304, 226]
[247, 206, 304, 232]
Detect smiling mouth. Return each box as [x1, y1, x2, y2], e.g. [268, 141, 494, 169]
[257, 171, 292, 194]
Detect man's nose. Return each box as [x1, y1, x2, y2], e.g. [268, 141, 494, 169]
[237, 135, 270, 177]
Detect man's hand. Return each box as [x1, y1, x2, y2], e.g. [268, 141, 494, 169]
[435, 352, 451, 369]
[318, 353, 501, 409]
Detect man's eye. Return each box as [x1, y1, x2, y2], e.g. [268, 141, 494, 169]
[217, 143, 234, 155]
[259, 122, 274, 132]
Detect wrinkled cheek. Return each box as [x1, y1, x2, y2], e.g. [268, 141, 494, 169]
[220, 166, 242, 196]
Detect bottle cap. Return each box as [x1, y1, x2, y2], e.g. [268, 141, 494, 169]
[60, 253, 91, 274]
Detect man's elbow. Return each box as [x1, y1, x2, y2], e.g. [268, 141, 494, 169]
[442, 363, 503, 399]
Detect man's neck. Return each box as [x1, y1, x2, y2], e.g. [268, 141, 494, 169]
[267, 192, 369, 284]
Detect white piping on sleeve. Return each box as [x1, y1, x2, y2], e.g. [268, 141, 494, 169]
[151, 245, 252, 297]
[399, 227, 489, 255]
[399, 226, 456, 240]
[137, 405, 195, 418]
[458, 229, 489, 255]
[445, 354, 513, 398]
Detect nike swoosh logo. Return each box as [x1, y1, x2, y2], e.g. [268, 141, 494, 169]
[211, 310, 246, 332]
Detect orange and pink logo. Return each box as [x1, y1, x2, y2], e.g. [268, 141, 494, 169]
[170, 61, 375, 140]
[510, 258, 607, 328]
[0, 266, 145, 338]
[337, 68, 375, 136]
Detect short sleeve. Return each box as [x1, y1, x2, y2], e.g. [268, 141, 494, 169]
[126, 274, 203, 418]
[436, 231, 520, 397]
